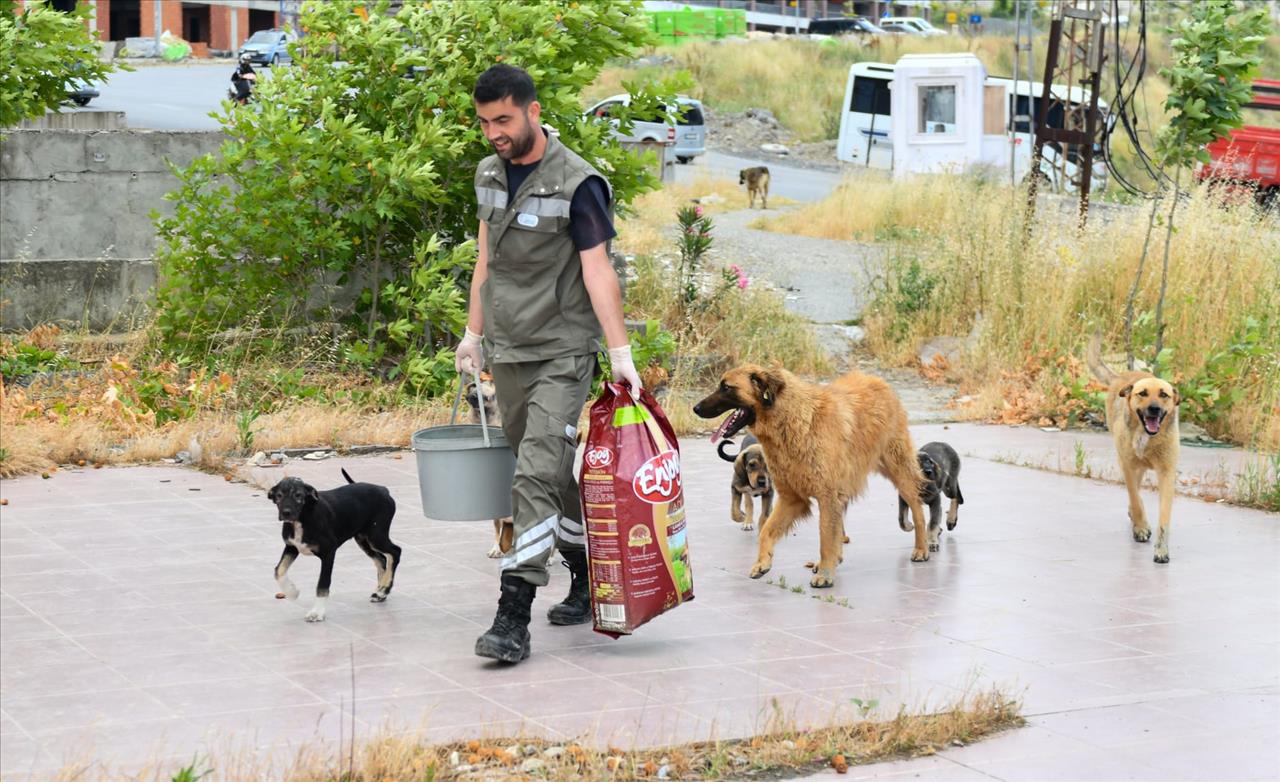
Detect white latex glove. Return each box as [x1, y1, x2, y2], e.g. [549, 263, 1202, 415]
[455, 328, 484, 375]
[609, 344, 643, 400]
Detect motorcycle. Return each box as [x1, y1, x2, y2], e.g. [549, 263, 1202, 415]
[228, 58, 257, 106]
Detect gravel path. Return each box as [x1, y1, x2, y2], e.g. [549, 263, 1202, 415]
[705, 206, 957, 423]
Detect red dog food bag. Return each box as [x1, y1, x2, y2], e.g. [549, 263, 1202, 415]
[580, 382, 694, 637]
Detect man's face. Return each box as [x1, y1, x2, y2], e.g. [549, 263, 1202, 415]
[474, 96, 540, 161]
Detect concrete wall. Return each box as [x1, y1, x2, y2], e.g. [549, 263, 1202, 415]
[1, 129, 224, 331]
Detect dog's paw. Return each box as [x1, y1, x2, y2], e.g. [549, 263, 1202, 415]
[911, 548, 930, 563]
[486, 544, 504, 559]
[304, 609, 326, 622]
[369, 590, 388, 603]
[748, 562, 771, 579]
[741, 523, 754, 532]
[278, 580, 299, 601]
[898, 520, 914, 532]
[928, 542, 941, 552]
[1133, 527, 1152, 543]
[809, 569, 835, 588]
[1153, 550, 1170, 564]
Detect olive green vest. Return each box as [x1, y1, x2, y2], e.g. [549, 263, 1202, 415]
[474, 130, 611, 363]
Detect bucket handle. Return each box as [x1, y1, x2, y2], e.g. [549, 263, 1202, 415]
[451, 366, 493, 448]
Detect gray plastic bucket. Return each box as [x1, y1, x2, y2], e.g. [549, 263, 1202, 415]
[412, 370, 515, 521]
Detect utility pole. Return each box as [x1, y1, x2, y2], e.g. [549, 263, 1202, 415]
[1025, 0, 1107, 230]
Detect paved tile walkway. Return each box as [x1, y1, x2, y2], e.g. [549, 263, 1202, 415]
[1, 429, 1277, 780]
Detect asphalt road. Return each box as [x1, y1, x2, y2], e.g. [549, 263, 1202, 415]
[69, 63, 264, 130]
[72, 65, 843, 204]
[675, 150, 841, 203]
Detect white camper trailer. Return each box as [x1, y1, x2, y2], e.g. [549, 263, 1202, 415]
[836, 54, 1108, 192]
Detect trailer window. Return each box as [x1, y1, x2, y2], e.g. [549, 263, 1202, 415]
[918, 84, 956, 134]
[852, 76, 891, 116]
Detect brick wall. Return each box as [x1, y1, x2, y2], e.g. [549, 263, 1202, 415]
[139, 0, 182, 40]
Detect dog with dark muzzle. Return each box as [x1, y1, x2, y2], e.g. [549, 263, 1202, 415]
[1087, 335, 1181, 563]
[898, 442, 964, 552]
[268, 468, 401, 622]
[739, 166, 770, 209]
[718, 434, 773, 531]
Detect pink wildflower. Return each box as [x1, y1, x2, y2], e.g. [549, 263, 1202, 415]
[695, 205, 704, 218]
[737, 276, 749, 290]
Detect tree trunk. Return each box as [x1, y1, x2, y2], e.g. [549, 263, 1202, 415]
[1124, 190, 1163, 370]
[1153, 167, 1183, 366]
[366, 230, 383, 349]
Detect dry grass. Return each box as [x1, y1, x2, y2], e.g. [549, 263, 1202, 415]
[616, 172, 761, 257]
[0, 396, 452, 479]
[45, 687, 1021, 781]
[754, 173, 1280, 448]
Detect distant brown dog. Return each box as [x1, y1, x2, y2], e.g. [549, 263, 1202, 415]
[739, 166, 770, 209]
[694, 365, 929, 587]
[1088, 336, 1181, 563]
[717, 434, 773, 531]
[464, 372, 514, 559]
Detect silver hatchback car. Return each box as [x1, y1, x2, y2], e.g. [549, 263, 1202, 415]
[585, 93, 707, 164]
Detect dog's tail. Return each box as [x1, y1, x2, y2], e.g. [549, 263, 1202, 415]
[1085, 332, 1118, 384]
[341, 467, 355, 484]
[716, 439, 742, 463]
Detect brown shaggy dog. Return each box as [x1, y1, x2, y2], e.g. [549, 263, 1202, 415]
[694, 364, 929, 587]
[739, 166, 770, 209]
[1087, 337, 1181, 563]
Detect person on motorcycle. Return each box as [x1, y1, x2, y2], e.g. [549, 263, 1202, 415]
[230, 55, 256, 104]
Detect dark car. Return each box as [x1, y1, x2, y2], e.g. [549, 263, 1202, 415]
[808, 17, 885, 37]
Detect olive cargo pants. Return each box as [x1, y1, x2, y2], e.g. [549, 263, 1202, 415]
[491, 354, 595, 587]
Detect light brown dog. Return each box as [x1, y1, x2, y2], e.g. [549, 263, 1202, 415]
[464, 373, 514, 559]
[1088, 337, 1181, 563]
[694, 365, 929, 587]
[739, 166, 770, 209]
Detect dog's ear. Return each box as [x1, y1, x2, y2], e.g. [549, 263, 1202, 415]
[749, 370, 784, 408]
[1171, 386, 1181, 405]
[267, 484, 278, 502]
[738, 169, 746, 184]
[305, 485, 319, 503]
[1118, 384, 1133, 398]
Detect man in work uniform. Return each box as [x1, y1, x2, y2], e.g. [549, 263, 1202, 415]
[458, 64, 642, 664]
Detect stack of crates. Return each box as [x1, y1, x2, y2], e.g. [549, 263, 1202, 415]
[646, 7, 746, 46]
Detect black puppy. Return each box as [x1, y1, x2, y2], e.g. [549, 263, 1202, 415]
[268, 468, 401, 622]
[897, 442, 964, 552]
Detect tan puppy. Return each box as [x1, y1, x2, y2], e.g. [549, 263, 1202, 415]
[464, 373, 515, 559]
[1088, 337, 1181, 563]
[694, 365, 929, 587]
[739, 166, 770, 209]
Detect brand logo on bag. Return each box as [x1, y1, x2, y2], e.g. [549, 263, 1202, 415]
[585, 447, 614, 470]
[632, 450, 682, 504]
[627, 524, 653, 548]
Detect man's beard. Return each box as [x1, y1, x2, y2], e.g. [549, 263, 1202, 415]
[492, 114, 537, 161]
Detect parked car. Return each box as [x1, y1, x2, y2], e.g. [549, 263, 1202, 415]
[238, 28, 296, 66]
[808, 17, 885, 37]
[879, 17, 946, 36]
[585, 94, 707, 164]
[67, 80, 99, 107]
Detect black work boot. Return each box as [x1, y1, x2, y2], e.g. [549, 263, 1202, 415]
[546, 549, 592, 626]
[475, 573, 536, 663]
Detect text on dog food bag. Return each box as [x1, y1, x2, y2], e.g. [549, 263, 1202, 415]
[581, 383, 694, 637]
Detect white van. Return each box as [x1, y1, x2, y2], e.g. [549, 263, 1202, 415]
[836, 59, 1109, 193]
[879, 17, 946, 36]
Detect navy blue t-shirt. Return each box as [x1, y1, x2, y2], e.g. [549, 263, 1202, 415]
[504, 159, 617, 252]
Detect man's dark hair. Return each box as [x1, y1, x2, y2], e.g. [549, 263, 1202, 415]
[473, 64, 537, 107]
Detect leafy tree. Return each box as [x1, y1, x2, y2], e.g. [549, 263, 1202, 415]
[153, 0, 680, 394]
[0, 0, 122, 128]
[1123, 0, 1270, 367]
